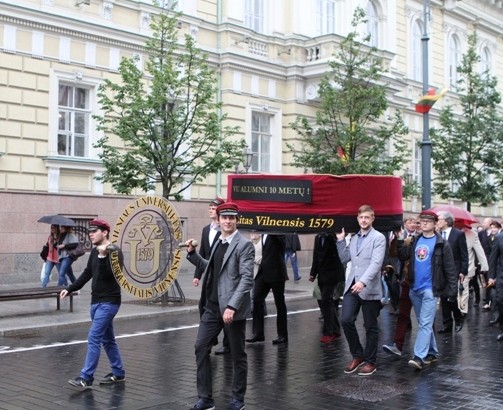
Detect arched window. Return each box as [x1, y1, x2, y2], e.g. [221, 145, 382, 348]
[448, 34, 461, 87]
[412, 20, 423, 82]
[366, 1, 379, 47]
[480, 46, 492, 75]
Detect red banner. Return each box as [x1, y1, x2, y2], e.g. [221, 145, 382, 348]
[227, 174, 403, 233]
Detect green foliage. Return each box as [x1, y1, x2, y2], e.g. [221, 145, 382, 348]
[288, 7, 411, 194]
[94, 3, 244, 200]
[430, 33, 503, 209]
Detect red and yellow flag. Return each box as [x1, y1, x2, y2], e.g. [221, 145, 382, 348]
[415, 88, 448, 113]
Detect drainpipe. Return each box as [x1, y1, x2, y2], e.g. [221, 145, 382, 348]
[215, 0, 223, 197]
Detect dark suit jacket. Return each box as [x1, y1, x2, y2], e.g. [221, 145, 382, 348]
[187, 231, 254, 320]
[447, 228, 469, 276]
[310, 233, 345, 286]
[479, 229, 493, 259]
[256, 235, 288, 283]
[194, 224, 221, 280]
[284, 234, 301, 252]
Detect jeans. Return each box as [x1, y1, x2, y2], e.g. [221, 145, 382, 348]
[284, 251, 300, 280]
[58, 257, 76, 286]
[41, 260, 60, 288]
[409, 287, 438, 360]
[341, 291, 381, 365]
[81, 303, 125, 383]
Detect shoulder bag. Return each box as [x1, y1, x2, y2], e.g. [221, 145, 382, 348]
[68, 242, 85, 260]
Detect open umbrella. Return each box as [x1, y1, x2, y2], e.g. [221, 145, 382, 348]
[37, 214, 76, 226]
[427, 205, 479, 226]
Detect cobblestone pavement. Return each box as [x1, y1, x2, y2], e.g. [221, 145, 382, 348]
[1, 295, 503, 409]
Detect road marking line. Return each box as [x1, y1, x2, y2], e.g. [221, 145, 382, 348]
[0, 308, 318, 354]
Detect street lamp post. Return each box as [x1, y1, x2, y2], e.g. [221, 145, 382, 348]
[421, 0, 432, 210]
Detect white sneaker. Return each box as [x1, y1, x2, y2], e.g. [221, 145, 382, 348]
[382, 343, 402, 356]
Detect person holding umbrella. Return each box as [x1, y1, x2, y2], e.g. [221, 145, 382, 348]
[57, 225, 79, 286]
[41, 224, 60, 287]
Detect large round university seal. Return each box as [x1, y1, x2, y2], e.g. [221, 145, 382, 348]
[110, 196, 182, 299]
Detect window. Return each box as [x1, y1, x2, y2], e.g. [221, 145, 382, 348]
[366, 1, 379, 47]
[251, 112, 272, 172]
[316, 0, 335, 35]
[57, 84, 91, 157]
[412, 20, 423, 82]
[448, 34, 461, 87]
[245, 0, 264, 33]
[480, 46, 491, 75]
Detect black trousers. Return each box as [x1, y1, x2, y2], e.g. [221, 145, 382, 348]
[440, 296, 463, 327]
[319, 282, 340, 335]
[194, 309, 247, 401]
[252, 277, 288, 339]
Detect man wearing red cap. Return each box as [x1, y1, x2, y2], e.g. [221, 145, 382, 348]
[193, 197, 230, 355]
[185, 202, 254, 410]
[397, 210, 457, 370]
[60, 218, 126, 389]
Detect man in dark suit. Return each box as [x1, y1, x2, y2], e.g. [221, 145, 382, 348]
[309, 233, 345, 344]
[436, 211, 468, 333]
[246, 234, 289, 345]
[186, 202, 254, 410]
[193, 196, 229, 355]
[488, 228, 503, 341]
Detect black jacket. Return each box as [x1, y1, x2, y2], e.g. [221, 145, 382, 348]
[257, 235, 288, 283]
[284, 234, 301, 252]
[397, 233, 457, 299]
[194, 224, 221, 280]
[309, 233, 345, 286]
[67, 247, 122, 305]
[446, 228, 469, 276]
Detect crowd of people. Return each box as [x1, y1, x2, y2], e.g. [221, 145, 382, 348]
[58, 199, 503, 410]
[184, 200, 503, 409]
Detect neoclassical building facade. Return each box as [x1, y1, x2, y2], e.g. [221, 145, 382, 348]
[1, 0, 503, 280]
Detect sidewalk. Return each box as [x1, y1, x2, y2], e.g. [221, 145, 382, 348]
[0, 268, 314, 336]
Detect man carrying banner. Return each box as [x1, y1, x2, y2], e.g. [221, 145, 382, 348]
[336, 204, 386, 376]
[185, 202, 254, 410]
[61, 219, 125, 390]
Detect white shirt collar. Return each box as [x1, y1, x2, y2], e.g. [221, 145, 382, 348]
[220, 230, 239, 244]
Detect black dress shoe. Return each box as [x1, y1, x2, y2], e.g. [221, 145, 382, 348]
[214, 346, 230, 355]
[497, 333, 503, 341]
[272, 336, 288, 345]
[489, 318, 499, 326]
[438, 326, 452, 334]
[245, 335, 265, 343]
[455, 324, 463, 333]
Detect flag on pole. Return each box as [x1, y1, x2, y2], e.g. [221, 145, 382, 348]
[415, 88, 448, 113]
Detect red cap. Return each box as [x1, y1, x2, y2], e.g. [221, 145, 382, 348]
[419, 211, 438, 222]
[216, 202, 239, 216]
[210, 197, 225, 206]
[88, 219, 111, 232]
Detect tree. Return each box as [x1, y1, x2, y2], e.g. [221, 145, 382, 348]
[430, 33, 503, 210]
[94, 3, 244, 200]
[288, 7, 410, 190]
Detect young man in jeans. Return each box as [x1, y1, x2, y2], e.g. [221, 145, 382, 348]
[397, 211, 457, 370]
[60, 219, 125, 389]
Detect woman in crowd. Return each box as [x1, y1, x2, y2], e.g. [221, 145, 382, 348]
[41, 224, 60, 287]
[57, 225, 79, 286]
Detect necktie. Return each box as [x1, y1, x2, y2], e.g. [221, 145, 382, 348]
[442, 231, 447, 240]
